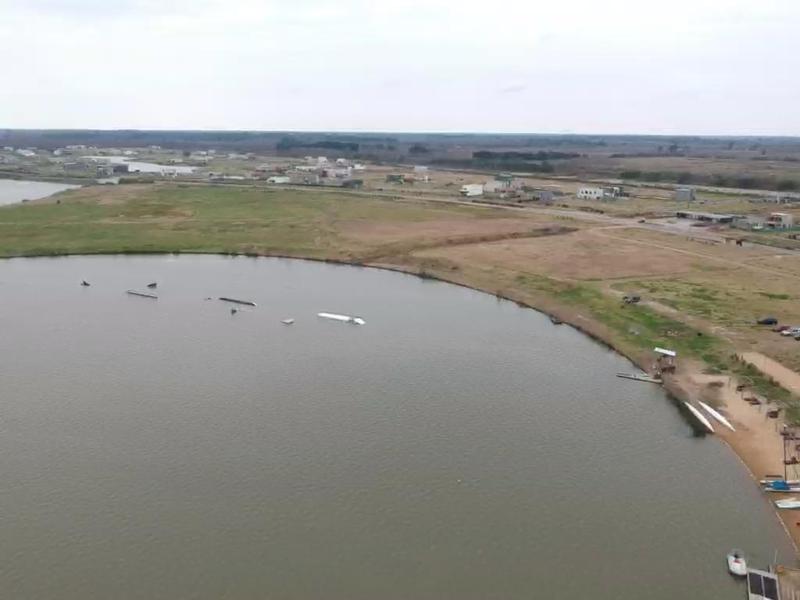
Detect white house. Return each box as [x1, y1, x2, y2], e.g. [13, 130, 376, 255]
[267, 176, 291, 184]
[460, 184, 484, 197]
[766, 212, 794, 229]
[577, 187, 603, 200]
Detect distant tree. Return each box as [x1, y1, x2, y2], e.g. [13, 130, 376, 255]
[620, 170, 642, 179]
[182, 150, 191, 157]
[777, 179, 798, 191]
[408, 143, 430, 154]
[668, 143, 679, 154]
[677, 171, 693, 184]
[726, 141, 735, 150]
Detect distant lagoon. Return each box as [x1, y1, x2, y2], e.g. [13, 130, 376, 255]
[0, 179, 80, 206]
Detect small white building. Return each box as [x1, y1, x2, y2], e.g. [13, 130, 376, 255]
[460, 184, 484, 197]
[483, 180, 507, 193]
[577, 187, 603, 200]
[352, 163, 366, 171]
[766, 212, 794, 229]
[675, 187, 696, 202]
[267, 176, 291, 184]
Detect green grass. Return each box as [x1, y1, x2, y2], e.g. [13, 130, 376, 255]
[0, 184, 501, 260]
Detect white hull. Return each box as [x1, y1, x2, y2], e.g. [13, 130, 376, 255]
[281, 318, 295, 325]
[698, 401, 736, 432]
[727, 552, 747, 577]
[616, 373, 662, 384]
[684, 402, 715, 433]
[776, 499, 800, 509]
[318, 312, 365, 325]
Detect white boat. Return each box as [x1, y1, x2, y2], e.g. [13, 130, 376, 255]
[317, 312, 365, 325]
[697, 401, 736, 432]
[760, 479, 800, 486]
[616, 372, 662, 384]
[684, 402, 715, 433]
[775, 498, 800, 509]
[281, 318, 295, 325]
[726, 550, 747, 577]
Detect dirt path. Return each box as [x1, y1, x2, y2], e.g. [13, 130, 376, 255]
[741, 353, 800, 396]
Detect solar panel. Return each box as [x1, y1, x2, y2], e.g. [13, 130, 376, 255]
[763, 576, 779, 600]
[749, 572, 765, 597]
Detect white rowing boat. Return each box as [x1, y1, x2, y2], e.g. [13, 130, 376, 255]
[776, 498, 800, 509]
[698, 401, 736, 432]
[684, 402, 715, 433]
[616, 372, 662, 384]
[318, 312, 365, 325]
[726, 550, 747, 577]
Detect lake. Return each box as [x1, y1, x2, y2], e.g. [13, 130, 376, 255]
[0, 179, 79, 206]
[0, 255, 793, 599]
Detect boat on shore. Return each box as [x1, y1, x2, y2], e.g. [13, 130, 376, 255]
[549, 315, 563, 325]
[126, 289, 158, 299]
[698, 400, 736, 432]
[219, 297, 257, 307]
[616, 372, 662, 384]
[775, 498, 800, 509]
[318, 312, 365, 325]
[684, 402, 715, 433]
[726, 549, 747, 577]
[764, 480, 800, 493]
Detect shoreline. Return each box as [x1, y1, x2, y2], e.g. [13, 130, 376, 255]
[3, 248, 799, 557]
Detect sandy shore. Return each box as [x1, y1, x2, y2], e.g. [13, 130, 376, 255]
[671, 364, 800, 555]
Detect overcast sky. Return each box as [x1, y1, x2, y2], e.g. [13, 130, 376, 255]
[2, 0, 798, 135]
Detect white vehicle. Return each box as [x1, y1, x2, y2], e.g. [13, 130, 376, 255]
[781, 327, 800, 336]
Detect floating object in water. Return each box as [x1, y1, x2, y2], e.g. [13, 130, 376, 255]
[318, 312, 365, 325]
[126, 289, 158, 299]
[80, 280, 90, 287]
[726, 549, 747, 576]
[231, 308, 238, 315]
[281, 318, 295, 325]
[549, 315, 563, 325]
[616, 372, 662, 384]
[683, 402, 715, 433]
[147, 282, 157, 289]
[698, 401, 736, 432]
[219, 297, 257, 307]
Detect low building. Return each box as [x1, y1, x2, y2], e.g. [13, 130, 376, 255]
[386, 174, 405, 184]
[766, 212, 794, 229]
[603, 186, 627, 199]
[112, 164, 130, 174]
[537, 190, 555, 204]
[675, 187, 696, 202]
[341, 179, 364, 189]
[675, 210, 735, 224]
[460, 184, 484, 197]
[577, 187, 604, 200]
[483, 180, 507, 194]
[267, 176, 291, 184]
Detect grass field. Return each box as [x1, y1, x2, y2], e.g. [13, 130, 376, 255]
[3, 181, 800, 418]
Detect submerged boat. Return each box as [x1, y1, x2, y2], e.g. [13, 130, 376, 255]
[726, 550, 747, 577]
[318, 312, 365, 325]
[126, 289, 158, 299]
[698, 400, 736, 432]
[219, 297, 257, 307]
[281, 318, 295, 325]
[683, 402, 715, 433]
[80, 280, 90, 287]
[775, 498, 800, 509]
[616, 372, 662, 384]
[147, 282, 157, 289]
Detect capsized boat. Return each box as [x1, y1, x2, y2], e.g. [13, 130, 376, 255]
[697, 400, 736, 432]
[318, 312, 365, 325]
[775, 498, 800, 510]
[684, 402, 715, 433]
[147, 282, 157, 289]
[126, 289, 158, 299]
[726, 549, 747, 577]
[616, 372, 662, 384]
[281, 318, 295, 325]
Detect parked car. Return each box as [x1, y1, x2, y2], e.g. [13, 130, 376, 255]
[757, 317, 778, 326]
[781, 327, 800, 336]
[774, 325, 791, 332]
